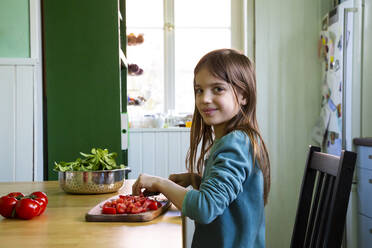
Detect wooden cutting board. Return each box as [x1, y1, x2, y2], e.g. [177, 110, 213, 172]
[85, 194, 171, 222]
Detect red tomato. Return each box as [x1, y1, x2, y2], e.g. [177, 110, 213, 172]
[7, 192, 25, 198]
[31, 191, 48, 204]
[142, 199, 151, 209]
[30, 191, 48, 216]
[15, 198, 40, 220]
[101, 194, 163, 215]
[116, 203, 126, 214]
[130, 206, 143, 214]
[0, 196, 18, 218]
[102, 206, 116, 214]
[148, 201, 158, 210]
[34, 199, 47, 216]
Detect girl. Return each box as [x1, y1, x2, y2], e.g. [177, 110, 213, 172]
[132, 48, 270, 248]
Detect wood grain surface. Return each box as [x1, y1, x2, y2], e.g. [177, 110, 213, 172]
[0, 180, 182, 248]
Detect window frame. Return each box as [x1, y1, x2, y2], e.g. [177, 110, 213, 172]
[127, 0, 252, 114]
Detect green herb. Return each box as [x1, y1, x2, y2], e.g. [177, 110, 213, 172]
[54, 148, 125, 172]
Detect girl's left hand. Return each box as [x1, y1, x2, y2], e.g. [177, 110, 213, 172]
[132, 173, 163, 195]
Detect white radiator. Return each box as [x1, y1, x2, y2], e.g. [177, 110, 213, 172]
[128, 128, 191, 179]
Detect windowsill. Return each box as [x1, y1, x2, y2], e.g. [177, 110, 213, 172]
[129, 127, 190, 133]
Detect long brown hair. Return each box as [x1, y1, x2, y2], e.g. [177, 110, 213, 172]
[186, 48, 271, 205]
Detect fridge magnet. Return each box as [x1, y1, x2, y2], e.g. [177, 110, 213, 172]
[328, 98, 337, 112]
[329, 131, 339, 145]
[326, 131, 342, 156]
[337, 35, 342, 50]
[318, 33, 329, 58]
[336, 103, 342, 118]
[334, 59, 340, 71]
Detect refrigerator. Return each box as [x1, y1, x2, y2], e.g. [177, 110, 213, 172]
[313, 0, 372, 247]
[313, 0, 355, 156]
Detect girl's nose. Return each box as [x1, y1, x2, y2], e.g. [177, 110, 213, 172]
[200, 91, 212, 103]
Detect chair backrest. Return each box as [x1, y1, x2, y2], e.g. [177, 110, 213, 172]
[290, 146, 357, 248]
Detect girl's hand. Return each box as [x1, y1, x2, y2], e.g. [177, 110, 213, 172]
[132, 173, 163, 196]
[132, 173, 189, 210]
[169, 173, 202, 189]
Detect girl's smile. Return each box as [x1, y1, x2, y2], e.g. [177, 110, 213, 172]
[201, 108, 217, 116]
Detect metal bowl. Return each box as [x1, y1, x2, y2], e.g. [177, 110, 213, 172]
[58, 168, 130, 194]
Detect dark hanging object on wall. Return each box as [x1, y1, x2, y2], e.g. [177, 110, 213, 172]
[128, 63, 144, 76]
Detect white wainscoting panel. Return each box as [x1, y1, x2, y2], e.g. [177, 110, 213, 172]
[0, 63, 36, 182]
[15, 66, 34, 181]
[0, 66, 16, 182]
[128, 128, 190, 179]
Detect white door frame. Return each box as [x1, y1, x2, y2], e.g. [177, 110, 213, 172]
[30, 0, 44, 181]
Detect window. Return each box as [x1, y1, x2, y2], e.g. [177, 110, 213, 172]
[126, 0, 245, 126]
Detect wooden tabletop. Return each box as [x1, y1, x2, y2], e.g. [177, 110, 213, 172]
[0, 180, 182, 248]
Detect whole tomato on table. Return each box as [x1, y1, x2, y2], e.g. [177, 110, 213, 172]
[30, 191, 48, 216]
[0, 195, 19, 218]
[0, 191, 48, 220]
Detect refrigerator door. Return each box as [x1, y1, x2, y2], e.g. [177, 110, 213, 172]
[324, 0, 355, 156]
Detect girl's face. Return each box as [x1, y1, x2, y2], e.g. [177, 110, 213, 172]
[194, 67, 246, 138]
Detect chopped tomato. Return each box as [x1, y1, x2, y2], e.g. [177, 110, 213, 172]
[102, 206, 116, 214]
[101, 194, 163, 215]
[116, 203, 126, 214]
[130, 206, 143, 214]
[148, 201, 158, 210]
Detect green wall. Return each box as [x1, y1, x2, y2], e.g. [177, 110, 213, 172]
[43, 0, 123, 180]
[0, 0, 30, 57]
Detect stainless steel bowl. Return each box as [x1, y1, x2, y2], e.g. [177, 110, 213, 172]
[58, 168, 130, 194]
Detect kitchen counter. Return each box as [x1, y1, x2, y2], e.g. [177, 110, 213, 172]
[0, 180, 182, 248]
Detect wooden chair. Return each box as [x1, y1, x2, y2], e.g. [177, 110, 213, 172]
[291, 146, 357, 248]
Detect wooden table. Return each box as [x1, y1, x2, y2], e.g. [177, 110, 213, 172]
[0, 180, 182, 248]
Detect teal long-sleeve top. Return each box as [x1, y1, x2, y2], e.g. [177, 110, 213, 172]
[182, 130, 265, 248]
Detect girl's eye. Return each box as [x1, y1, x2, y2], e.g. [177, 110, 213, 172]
[194, 88, 202, 94]
[213, 87, 224, 93]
